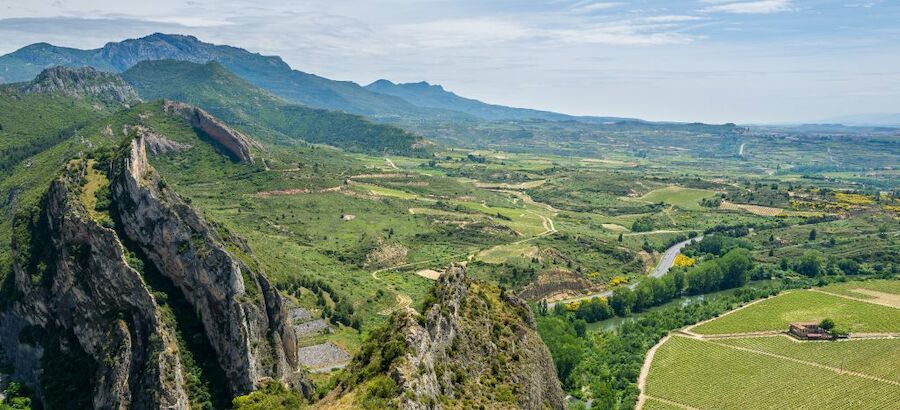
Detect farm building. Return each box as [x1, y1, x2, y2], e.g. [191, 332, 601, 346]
[789, 322, 832, 340]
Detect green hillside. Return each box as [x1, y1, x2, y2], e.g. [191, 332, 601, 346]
[123, 60, 430, 156]
[0, 91, 105, 176]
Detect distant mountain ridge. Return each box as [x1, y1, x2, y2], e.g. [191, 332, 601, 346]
[0, 33, 461, 120]
[365, 79, 628, 122]
[0, 33, 632, 124]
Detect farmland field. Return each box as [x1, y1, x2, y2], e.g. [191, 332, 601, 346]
[716, 336, 900, 383]
[821, 280, 900, 307]
[639, 186, 717, 210]
[823, 279, 900, 296]
[645, 335, 900, 410]
[642, 397, 689, 410]
[690, 289, 900, 335]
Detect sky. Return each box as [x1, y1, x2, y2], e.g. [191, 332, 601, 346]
[0, 0, 898, 123]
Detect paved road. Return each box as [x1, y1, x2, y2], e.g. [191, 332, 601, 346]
[650, 236, 703, 278]
[549, 236, 703, 306]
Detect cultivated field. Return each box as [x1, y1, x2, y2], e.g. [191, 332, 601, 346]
[821, 280, 900, 307]
[690, 289, 900, 335]
[639, 186, 717, 210]
[645, 335, 900, 409]
[717, 336, 900, 383]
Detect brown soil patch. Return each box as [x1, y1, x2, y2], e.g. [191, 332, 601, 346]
[850, 288, 900, 308]
[518, 269, 603, 301]
[601, 223, 628, 231]
[415, 269, 442, 280]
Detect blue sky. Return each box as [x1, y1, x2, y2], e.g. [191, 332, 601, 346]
[1, 0, 898, 123]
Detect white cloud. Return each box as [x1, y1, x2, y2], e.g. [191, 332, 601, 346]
[569, 1, 625, 13]
[643, 15, 705, 23]
[549, 24, 697, 45]
[700, 0, 794, 14]
[390, 18, 534, 48]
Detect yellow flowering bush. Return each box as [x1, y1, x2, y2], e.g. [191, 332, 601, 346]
[835, 192, 873, 205]
[674, 254, 695, 268]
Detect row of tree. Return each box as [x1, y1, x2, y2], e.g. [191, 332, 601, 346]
[547, 247, 756, 322]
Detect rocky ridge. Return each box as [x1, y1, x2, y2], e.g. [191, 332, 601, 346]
[0, 131, 310, 408]
[324, 265, 565, 409]
[20, 66, 140, 106]
[162, 100, 260, 163]
[0, 160, 188, 409]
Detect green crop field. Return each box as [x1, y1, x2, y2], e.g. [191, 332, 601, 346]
[639, 186, 718, 210]
[690, 290, 900, 335]
[642, 398, 688, 410]
[717, 336, 900, 383]
[645, 335, 900, 410]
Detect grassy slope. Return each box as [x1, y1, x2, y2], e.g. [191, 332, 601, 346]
[0, 90, 105, 175]
[122, 60, 428, 156]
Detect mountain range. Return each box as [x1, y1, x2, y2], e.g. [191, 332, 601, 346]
[0, 33, 630, 125]
[365, 79, 631, 123]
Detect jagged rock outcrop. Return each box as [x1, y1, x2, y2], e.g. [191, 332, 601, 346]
[110, 135, 306, 394]
[124, 124, 192, 155]
[324, 265, 565, 409]
[0, 134, 309, 408]
[162, 100, 260, 163]
[0, 160, 188, 409]
[21, 66, 140, 106]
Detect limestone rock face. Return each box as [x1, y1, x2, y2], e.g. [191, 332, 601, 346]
[22, 66, 140, 106]
[0, 162, 188, 409]
[0, 135, 310, 408]
[162, 100, 260, 163]
[111, 136, 306, 394]
[328, 265, 565, 409]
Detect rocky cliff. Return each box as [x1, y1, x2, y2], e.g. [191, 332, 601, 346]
[111, 135, 302, 393]
[0, 160, 188, 409]
[323, 265, 565, 409]
[21, 66, 140, 106]
[162, 100, 260, 163]
[0, 133, 309, 408]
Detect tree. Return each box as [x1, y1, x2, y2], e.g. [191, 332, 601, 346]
[632, 217, 655, 233]
[808, 228, 817, 241]
[633, 281, 655, 312]
[838, 259, 860, 275]
[819, 318, 835, 331]
[573, 319, 587, 337]
[795, 251, 824, 277]
[671, 270, 686, 293]
[685, 261, 724, 294]
[719, 248, 753, 289]
[617, 233, 623, 242]
[536, 316, 583, 386]
[609, 286, 636, 316]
